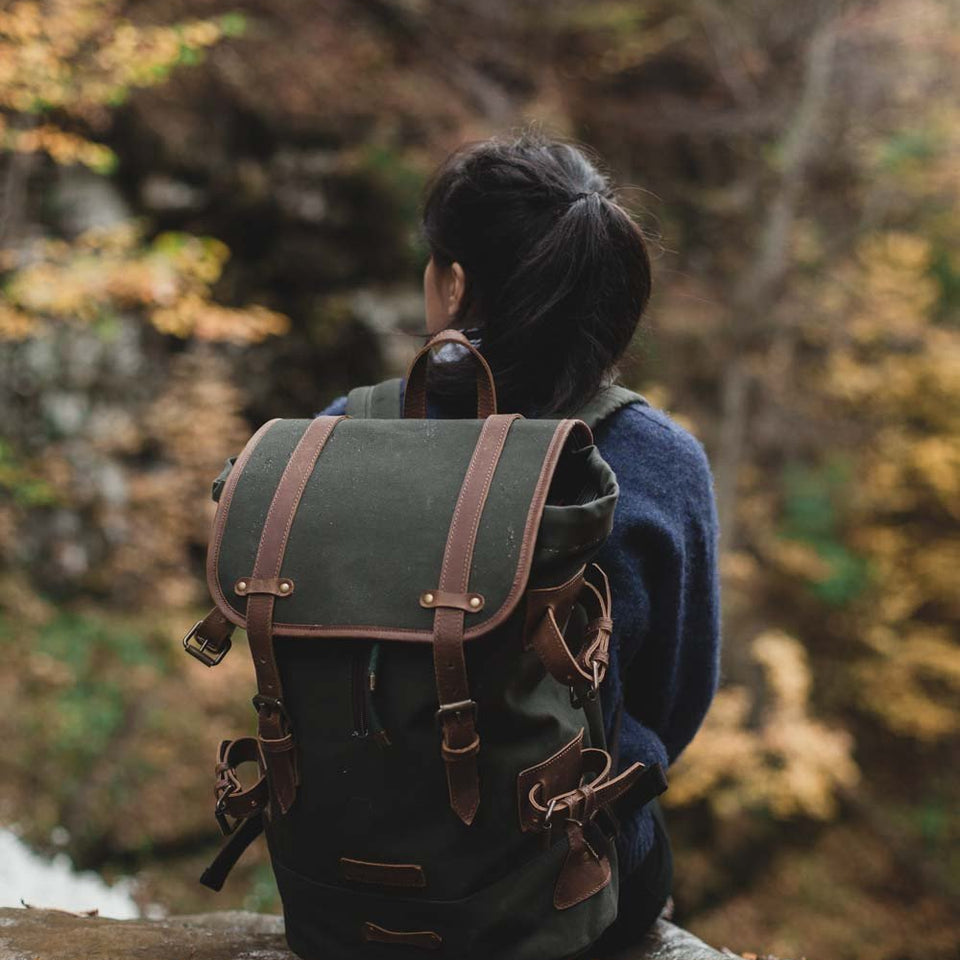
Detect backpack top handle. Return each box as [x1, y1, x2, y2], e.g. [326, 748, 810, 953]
[402, 328, 498, 419]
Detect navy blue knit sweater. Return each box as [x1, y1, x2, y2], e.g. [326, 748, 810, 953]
[319, 391, 721, 877]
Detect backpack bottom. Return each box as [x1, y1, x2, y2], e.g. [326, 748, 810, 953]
[274, 831, 618, 960]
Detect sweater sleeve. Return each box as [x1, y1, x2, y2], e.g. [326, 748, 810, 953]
[594, 404, 721, 872]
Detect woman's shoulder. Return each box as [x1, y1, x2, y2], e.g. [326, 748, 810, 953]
[319, 390, 711, 482]
[596, 401, 715, 506]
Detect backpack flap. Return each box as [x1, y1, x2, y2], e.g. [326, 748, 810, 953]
[206, 415, 617, 642]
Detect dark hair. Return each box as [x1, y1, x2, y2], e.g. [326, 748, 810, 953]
[421, 131, 652, 417]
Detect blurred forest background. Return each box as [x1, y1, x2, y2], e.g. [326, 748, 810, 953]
[0, 1, 957, 958]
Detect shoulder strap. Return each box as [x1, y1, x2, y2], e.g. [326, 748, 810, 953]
[346, 378, 644, 428]
[345, 378, 403, 419]
[574, 384, 647, 432]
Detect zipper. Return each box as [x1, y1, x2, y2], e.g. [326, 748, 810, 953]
[367, 643, 391, 746]
[351, 642, 391, 744]
[351, 644, 369, 738]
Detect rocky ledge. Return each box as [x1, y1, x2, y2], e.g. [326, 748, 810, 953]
[0, 907, 731, 960]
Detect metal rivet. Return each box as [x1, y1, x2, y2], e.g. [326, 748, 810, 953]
[279, 582, 290, 593]
[469, 596, 481, 609]
[422, 592, 434, 604]
[237, 581, 247, 592]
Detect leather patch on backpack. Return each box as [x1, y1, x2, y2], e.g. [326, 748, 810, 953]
[553, 822, 612, 910]
[340, 857, 427, 888]
[361, 922, 442, 950]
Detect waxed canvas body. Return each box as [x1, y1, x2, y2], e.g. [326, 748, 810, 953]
[268, 618, 620, 960]
[206, 413, 625, 960]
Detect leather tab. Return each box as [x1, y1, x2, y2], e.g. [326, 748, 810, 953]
[361, 922, 442, 950]
[553, 821, 612, 910]
[340, 858, 427, 888]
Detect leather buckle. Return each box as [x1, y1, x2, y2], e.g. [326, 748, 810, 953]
[182, 621, 232, 667]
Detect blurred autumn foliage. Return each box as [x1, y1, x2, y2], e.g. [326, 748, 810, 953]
[0, 2, 957, 958]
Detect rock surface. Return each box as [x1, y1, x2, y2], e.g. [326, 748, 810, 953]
[0, 907, 729, 960]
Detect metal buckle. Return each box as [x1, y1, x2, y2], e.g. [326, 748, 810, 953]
[182, 621, 232, 667]
[435, 698, 478, 727]
[214, 784, 238, 836]
[251, 693, 289, 725]
[569, 683, 598, 709]
[569, 661, 602, 709]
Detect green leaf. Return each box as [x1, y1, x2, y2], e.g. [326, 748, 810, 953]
[178, 46, 202, 66]
[220, 12, 247, 37]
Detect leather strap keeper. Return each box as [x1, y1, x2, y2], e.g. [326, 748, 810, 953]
[419, 590, 485, 613]
[234, 577, 294, 597]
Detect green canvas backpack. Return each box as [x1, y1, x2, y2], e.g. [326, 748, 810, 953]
[183, 329, 666, 960]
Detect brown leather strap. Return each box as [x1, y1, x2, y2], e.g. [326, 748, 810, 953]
[182, 606, 234, 667]
[246, 415, 345, 814]
[530, 564, 613, 690]
[523, 566, 585, 648]
[199, 811, 264, 892]
[517, 729, 585, 833]
[515, 735, 668, 911]
[214, 737, 268, 830]
[403, 329, 497, 419]
[523, 748, 667, 830]
[432, 413, 519, 824]
[531, 607, 596, 687]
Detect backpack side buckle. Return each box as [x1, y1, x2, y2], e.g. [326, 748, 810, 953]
[182, 620, 233, 667]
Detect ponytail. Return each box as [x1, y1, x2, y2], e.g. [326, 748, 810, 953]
[422, 132, 651, 416]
